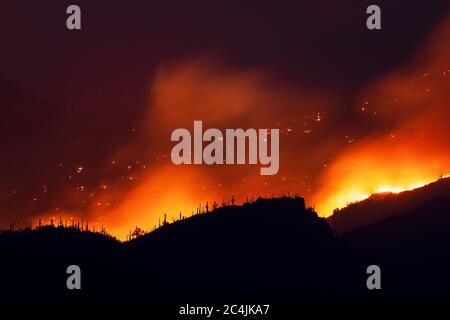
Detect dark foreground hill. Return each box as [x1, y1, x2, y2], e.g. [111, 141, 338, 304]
[344, 195, 450, 298]
[0, 226, 121, 299]
[2, 191, 450, 300]
[0, 197, 368, 299]
[121, 197, 367, 299]
[328, 176, 450, 234]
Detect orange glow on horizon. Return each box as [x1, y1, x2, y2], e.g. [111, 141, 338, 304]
[313, 175, 447, 217]
[23, 14, 450, 240]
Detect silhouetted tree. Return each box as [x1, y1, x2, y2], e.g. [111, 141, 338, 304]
[132, 226, 145, 239]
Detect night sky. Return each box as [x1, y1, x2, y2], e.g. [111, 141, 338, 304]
[1, 1, 449, 238]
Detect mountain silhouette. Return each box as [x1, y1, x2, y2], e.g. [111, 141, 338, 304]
[344, 195, 450, 298]
[0, 197, 368, 299]
[121, 197, 367, 299]
[327, 176, 450, 234]
[0, 225, 120, 299]
[2, 188, 450, 300]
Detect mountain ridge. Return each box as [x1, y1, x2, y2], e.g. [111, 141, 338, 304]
[327, 176, 450, 233]
[0, 196, 367, 299]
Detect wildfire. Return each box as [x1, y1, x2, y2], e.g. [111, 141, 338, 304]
[7, 14, 450, 241]
[313, 164, 450, 216]
[376, 182, 428, 194]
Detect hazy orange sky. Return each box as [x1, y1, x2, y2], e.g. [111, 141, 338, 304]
[1, 1, 449, 239]
[96, 14, 449, 238]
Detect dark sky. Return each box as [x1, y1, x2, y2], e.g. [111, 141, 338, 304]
[0, 0, 449, 237]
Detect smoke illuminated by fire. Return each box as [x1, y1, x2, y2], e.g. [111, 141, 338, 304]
[107, 12, 449, 239]
[96, 59, 336, 238]
[6, 13, 450, 240]
[312, 15, 450, 216]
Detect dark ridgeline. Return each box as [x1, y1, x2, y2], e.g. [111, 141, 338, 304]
[0, 225, 120, 299]
[344, 195, 450, 299]
[328, 176, 450, 234]
[122, 196, 367, 299]
[0, 196, 368, 299]
[1, 180, 450, 300]
[328, 176, 450, 299]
